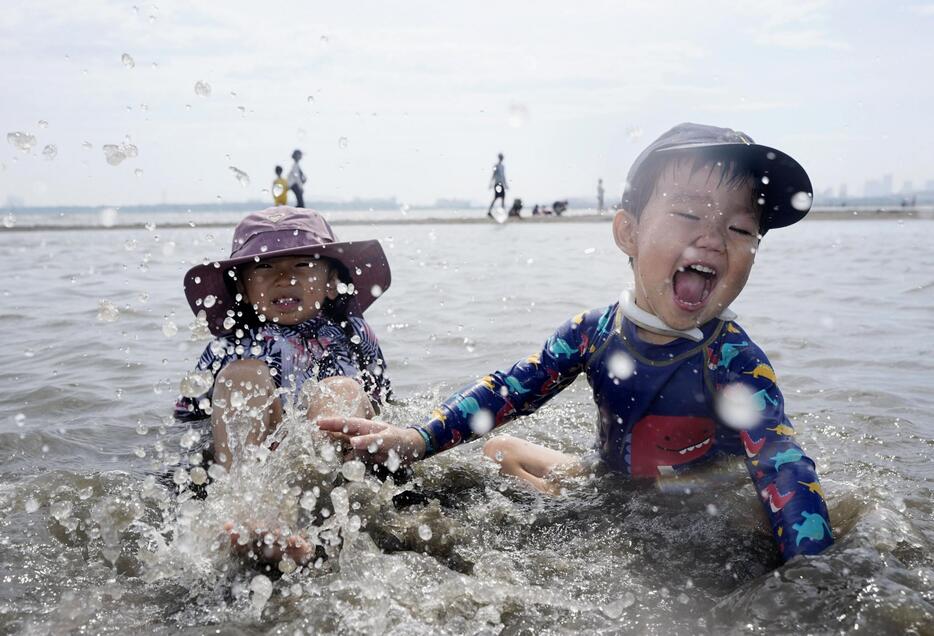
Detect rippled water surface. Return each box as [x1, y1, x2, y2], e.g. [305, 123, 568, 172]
[1, 217, 932, 634]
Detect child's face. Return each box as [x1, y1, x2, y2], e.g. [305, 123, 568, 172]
[241, 255, 339, 326]
[614, 159, 760, 332]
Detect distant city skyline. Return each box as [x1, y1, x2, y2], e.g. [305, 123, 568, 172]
[2, 1, 934, 208]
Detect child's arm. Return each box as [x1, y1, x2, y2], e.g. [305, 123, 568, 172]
[718, 338, 834, 561]
[322, 306, 613, 464]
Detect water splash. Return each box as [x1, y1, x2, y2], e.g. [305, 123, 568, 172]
[194, 80, 212, 97]
[508, 103, 529, 128]
[338, 136, 349, 150]
[97, 300, 120, 322]
[121, 53, 135, 69]
[229, 166, 250, 187]
[6, 131, 37, 153]
[42, 144, 58, 160]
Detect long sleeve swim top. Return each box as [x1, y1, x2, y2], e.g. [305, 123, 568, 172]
[174, 314, 391, 422]
[411, 303, 833, 561]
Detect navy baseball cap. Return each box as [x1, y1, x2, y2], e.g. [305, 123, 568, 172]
[623, 123, 813, 234]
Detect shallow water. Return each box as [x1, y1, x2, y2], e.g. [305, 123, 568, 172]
[1, 217, 932, 634]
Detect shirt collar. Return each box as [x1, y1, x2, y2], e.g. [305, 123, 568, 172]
[619, 289, 736, 343]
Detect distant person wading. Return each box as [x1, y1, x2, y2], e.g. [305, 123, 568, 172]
[288, 149, 307, 208]
[487, 153, 508, 217]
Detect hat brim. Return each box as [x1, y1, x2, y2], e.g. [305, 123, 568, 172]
[184, 239, 391, 336]
[658, 142, 813, 233]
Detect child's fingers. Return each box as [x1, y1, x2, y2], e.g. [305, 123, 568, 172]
[317, 416, 385, 436]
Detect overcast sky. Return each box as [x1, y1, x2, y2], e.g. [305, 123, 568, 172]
[2, 0, 933, 207]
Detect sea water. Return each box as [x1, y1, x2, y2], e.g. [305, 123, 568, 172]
[0, 217, 932, 634]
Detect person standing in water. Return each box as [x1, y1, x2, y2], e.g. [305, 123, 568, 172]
[597, 178, 606, 212]
[272, 166, 289, 206]
[288, 149, 307, 208]
[487, 153, 508, 218]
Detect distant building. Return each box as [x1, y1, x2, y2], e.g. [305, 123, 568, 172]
[838, 184, 848, 200]
[900, 180, 914, 194]
[882, 174, 893, 196]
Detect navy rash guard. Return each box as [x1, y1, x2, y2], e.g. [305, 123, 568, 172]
[412, 303, 833, 561]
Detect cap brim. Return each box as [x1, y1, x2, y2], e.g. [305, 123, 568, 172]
[184, 239, 391, 336]
[658, 142, 813, 233]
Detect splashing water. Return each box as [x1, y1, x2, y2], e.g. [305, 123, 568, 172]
[121, 53, 135, 69]
[6, 131, 37, 153]
[97, 300, 120, 322]
[194, 80, 212, 97]
[508, 103, 529, 128]
[229, 166, 250, 187]
[42, 144, 57, 160]
[338, 136, 349, 150]
[790, 192, 812, 212]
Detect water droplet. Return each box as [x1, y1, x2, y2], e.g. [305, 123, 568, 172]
[194, 80, 212, 97]
[162, 318, 178, 337]
[229, 166, 250, 187]
[469, 409, 494, 435]
[341, 460, 366, 482]
[272, 181, 285, 198]
[2, 213, 15, 228]
[715, 383, 759, 430]
[14, 413, 26, 427]
[463, 337, 476, 353]
[760, 176, 770, 185]
[306, 95, 315, 103]
[626, 126, 644, 142]
[97, 299, 120, 322]
[508, 103, 530, 128]
[250, 575, 273, 612]
[24, 498, 39, 513]
[706, 503, 719, 516]
[583, 247, 596, 255]
[179, 369, 214, 397]
[81, 140, 93, 150]
[121, 53, 135, 69]
[134, 168, 144, 178]
[337, 136, 349, 150]
[222, 316, 236, 330]
[6, 132, 37, 153]
[133, 446, 146, 458]
[790, 191, 812, 212]
[103, 144, 128, 166]
[99, 207, 118, 226]
[417, 524, 432, 541]
[202, 294, 217, 308]
[37, 120, 49, 129]
[608, 352, 634, 380]
[370, 284, 383, 298]
[179, 429, 201, 450]
[320, 35, 329, 45]
[190, 466, 208, 485]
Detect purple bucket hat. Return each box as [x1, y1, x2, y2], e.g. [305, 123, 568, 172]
[184, 206, 391, 336]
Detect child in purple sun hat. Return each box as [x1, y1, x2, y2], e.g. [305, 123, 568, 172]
[175, 206, 392, 471]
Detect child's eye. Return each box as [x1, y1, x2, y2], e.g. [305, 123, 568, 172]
[253, 263, 273, 270]
[294, 261, 314, 268]
[674, 211, 700, 220]
[729, 226, 755, 237]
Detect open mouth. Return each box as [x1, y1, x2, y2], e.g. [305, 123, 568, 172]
[656, 435, 712, 455]
[672, 262, 718, 310]
[271, 296, 302, 309]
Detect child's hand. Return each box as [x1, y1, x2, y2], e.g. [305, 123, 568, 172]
[316, 417, 426, 466]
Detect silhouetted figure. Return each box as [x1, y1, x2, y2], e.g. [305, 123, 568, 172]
[597, 178, 605, 212]
[487, 153, 508, 217]
[288, 149, 307, 208]
[553, 200, 568, 216]
[508, 198, 523, 218]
